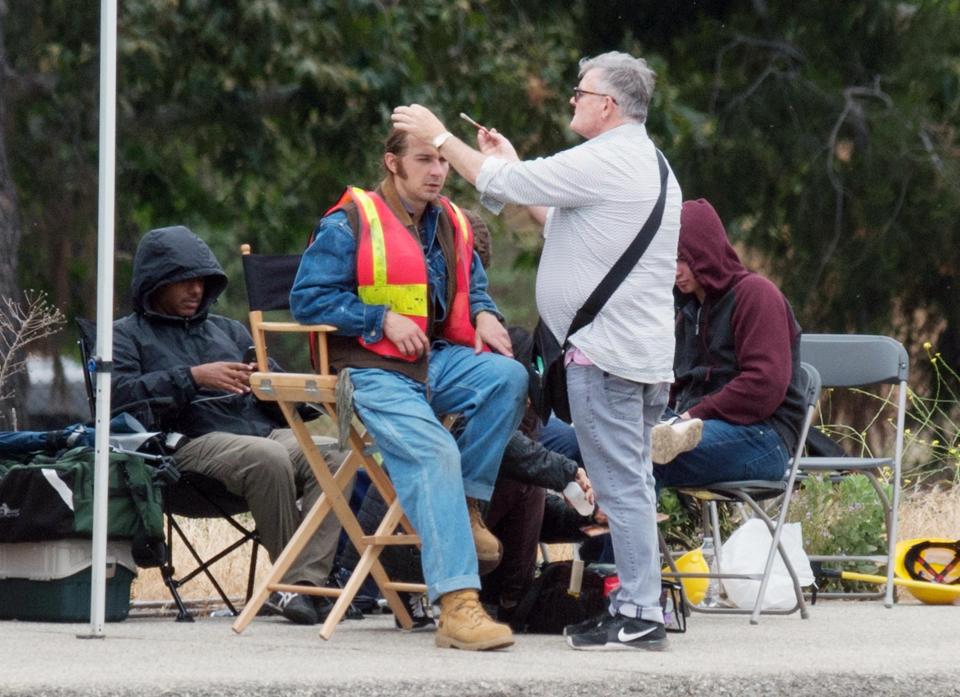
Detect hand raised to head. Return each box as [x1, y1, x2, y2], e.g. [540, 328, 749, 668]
[391, 104, 447, 144]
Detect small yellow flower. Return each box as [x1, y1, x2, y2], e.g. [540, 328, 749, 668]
[923, 341, 932, 350]
[932, 439, 940, 447]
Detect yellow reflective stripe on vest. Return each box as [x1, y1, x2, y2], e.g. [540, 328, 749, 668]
[353, 187, 427, 316]
[358, 283, 428, 316]
[352, 188, 387, 287]
[447, 200, 470, 245]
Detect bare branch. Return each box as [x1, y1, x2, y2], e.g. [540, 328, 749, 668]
[0, 290, 66, 401]
[808, 79, 894, 293]
[711, 34, 805, 113]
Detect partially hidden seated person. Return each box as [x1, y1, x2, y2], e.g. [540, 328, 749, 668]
[653, 199, 808, 489]
[289, 128, 527, 651]
[335, 405, 600, 631]
[111, 225, 349, 626]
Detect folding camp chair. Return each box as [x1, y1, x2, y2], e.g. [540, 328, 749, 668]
[798, 334, 909, 607]
[76, 319, 262, 621]
[660, 362, 821, 624]
[231, 244, 425, 639]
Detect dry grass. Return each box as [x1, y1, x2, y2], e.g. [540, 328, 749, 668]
[131, 487, 959, 604]
[897, 485, 960, 540]
[131, 515, 272, 605]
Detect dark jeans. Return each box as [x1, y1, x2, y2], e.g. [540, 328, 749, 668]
[538, 415, 582, 464]
[482, 478, 546, 607]
[654, 411, 790, 489]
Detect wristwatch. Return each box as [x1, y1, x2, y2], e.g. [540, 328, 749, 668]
[431, 130, 453, 149]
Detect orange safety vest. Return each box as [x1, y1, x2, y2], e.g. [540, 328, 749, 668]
[325, 187, 481, 362]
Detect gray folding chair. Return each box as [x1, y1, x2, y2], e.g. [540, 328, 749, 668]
[660, 362, 821, 624]
[798, 334, 909, 607]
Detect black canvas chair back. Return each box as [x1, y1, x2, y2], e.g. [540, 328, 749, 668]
[661, 362, 822, 624]
[798, 334, 909, 607]
[75, 318, 261, 621]
[241, 253, 302, 312]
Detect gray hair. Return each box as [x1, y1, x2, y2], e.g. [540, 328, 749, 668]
[578, 52, 656, 123]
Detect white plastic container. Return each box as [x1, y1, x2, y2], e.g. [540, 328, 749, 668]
[0, 539, 135, 580]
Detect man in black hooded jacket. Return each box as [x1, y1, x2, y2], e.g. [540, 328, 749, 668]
[112, 225, 346, 626]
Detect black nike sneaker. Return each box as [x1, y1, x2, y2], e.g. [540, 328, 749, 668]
[565, 612, 668, 651]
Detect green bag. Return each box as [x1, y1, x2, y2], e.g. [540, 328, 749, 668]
[0, 447, 165, 566]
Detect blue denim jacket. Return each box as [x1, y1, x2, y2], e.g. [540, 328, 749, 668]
[290, 202, 500, 344]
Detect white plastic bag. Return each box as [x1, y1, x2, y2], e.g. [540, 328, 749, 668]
[719, 517, 814, 610]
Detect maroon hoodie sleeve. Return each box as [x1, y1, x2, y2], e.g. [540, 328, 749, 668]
[688, 275, 795, 424]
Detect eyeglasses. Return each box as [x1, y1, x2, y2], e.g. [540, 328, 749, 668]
[572, 87, 618, 105]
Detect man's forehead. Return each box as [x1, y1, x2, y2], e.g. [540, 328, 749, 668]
[403, 137, 439, 157]
[578, 68, 602, 88]
[161, 277, 205, 289]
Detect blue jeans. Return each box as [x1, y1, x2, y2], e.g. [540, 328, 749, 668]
[349, 344, 527, 602]
[567, 363, 668, 623]
[653, 409, 789, 489]
[537, 415, 582, 465]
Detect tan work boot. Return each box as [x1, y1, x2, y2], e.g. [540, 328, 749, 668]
[651, 417, 704, 464]
[467, 497, 502, 575]
[436, 589, 514, 650]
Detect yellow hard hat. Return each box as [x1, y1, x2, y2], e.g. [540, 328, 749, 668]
[894, 538, 960, 605]
[663, 548, 710, 606]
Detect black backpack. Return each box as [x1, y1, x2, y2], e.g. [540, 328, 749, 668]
[510, 560, 609, 634]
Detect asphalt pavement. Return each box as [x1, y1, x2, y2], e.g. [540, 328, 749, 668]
[1, 601, 957, 697]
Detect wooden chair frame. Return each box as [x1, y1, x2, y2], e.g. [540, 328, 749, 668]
[231, 244, 426, 640]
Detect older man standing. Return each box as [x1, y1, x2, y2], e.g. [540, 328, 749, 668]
[392, 51, 681, 650]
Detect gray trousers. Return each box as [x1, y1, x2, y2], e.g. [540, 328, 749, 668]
[567, 363, 668, 623]
[174, 429, 350, 587]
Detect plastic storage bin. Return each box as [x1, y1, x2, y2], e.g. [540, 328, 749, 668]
[0, 539, 137, 622]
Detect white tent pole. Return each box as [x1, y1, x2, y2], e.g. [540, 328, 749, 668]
[84, 0, 117, 639]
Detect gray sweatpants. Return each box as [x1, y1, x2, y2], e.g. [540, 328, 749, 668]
[567, 363, 668, 623]
[174, 429, 350, 586]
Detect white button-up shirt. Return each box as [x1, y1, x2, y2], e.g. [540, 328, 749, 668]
[476, 122, 681, 383]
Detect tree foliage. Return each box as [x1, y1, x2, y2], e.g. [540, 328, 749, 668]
[600, 1, 960, 364]
[3, 0, 960, 395]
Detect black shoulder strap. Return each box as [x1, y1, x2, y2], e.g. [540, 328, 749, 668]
[567, 149, 669, 341]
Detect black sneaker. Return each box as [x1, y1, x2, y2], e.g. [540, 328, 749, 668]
[566, 613, 668, 651]
[394, 591, 436, 632]
[314, 595, 334, 622]
[562, 610, 612, 637]
[267, 591, 319, 625]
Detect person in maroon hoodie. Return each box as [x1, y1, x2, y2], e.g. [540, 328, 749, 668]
[653, 199, 807, 488]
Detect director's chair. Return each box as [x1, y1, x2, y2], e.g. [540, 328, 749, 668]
[231, 244, 426, 639]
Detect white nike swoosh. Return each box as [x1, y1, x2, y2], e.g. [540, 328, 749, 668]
[618, 625, 656, 642]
